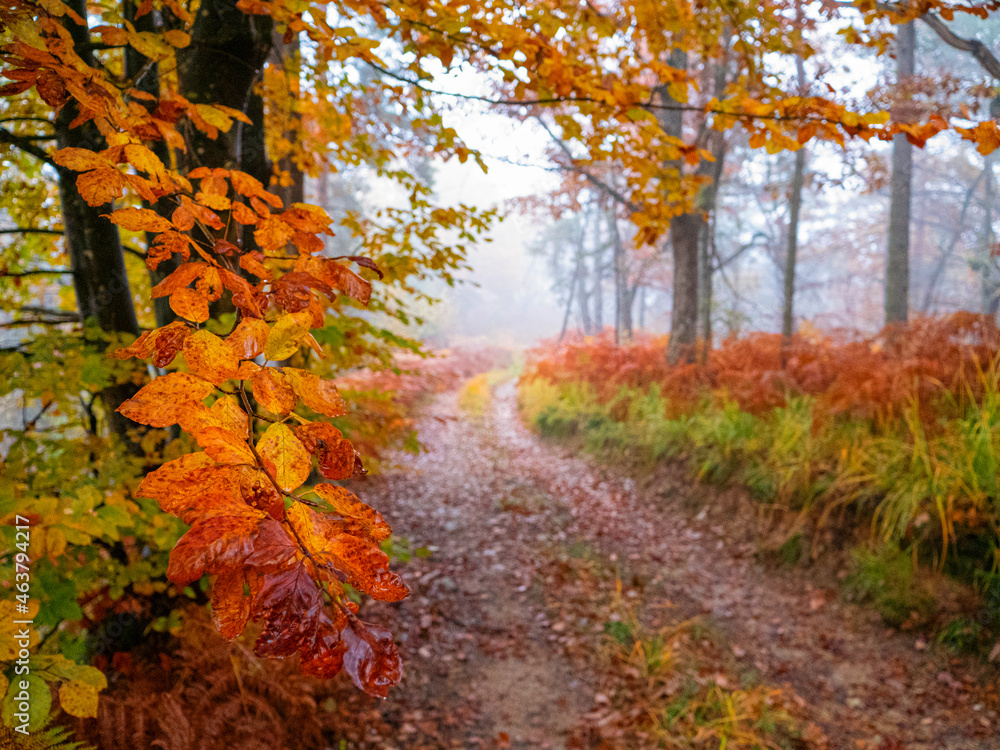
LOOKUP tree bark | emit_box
[667,212,702,363]
[123,0,179,328]
[177,1,272,183]
[783,148,807,341]
[58,0,143,444]
[270,29,305,207]
[885,21,915,325]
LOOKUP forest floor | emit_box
[327,383,1000,750]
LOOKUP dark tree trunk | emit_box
[270,30,305,207]
[886,21,915,325]
[58,0,143,444]
[123,0,178,328]
[177,1,272,183]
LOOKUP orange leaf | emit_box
[342,621,402,698]
[183,329,239,385]
[76,168,127,206]
[212,571,250,640]
[299,257,372,305]
[111,321,191,367]
[169,287,210,323]
[194,426,255,465]
[295,423,355,480]
[225,317,269,359]
[210,396,250,439]
[287,504,407,601]
[312,483,391,543]
[104,206,174,233]
[284,368,348,417]
[256,423,311,492]
[151,262,207,298]
[52,147,111,172]
[254,217,295,252]
[117,372,214,427]
[251,367,296,414]
[167,507,269,585]
[231,201,259,225]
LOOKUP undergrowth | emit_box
[519,315,1000,651]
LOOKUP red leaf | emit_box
[295,423,356,480]
[343,621,402,698]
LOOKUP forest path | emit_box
[350,383,998,750]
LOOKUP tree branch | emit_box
[0,126,55,166]
[0,268,74,278]
[0,228,64,236]
[535,117,640,212]
[918,12,1000,81]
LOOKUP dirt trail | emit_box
[350,384,999,749]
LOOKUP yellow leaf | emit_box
[59,679,100,718]
[264,312,312,361]
[163,29,191,48]
[256,423,310,492]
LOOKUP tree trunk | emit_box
[782,148,807,342]
[885,21,915,325]
[123,0,178,328]
[608,210,630,344]
[270,30,305,206]
[577,244,593,335]
[177,2,272,183]
[667,213,702,363]
[980,153,998,315]
[59,0,142,444]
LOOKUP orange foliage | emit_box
[523,313,1000,425]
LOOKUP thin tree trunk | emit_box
[886,21,916,325]
[608,209,630,344]
[921,168,988,311]
[980,153,997,315]
[783,148,807,341]
[558,259,579,342]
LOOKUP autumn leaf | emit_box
[58,679,101,718]
[251,367,297,415]
[252,561,326,658]
[117,372,214,427]
[169,287,210,323]
[295,423,356,480]
[211,571,250,640]
[225,317,270,360]
[256,423,311,492]
[103,207,173,233]
[312,483,392,543]
[111,321,191,367]
[167,505,267,586]
[287,503,407,601]
[284,368,348,417]
[342,621,402,698]
[194,426,255,465]
[209,395,250,439]
[264,311,313,361]
[183,329,239,385]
